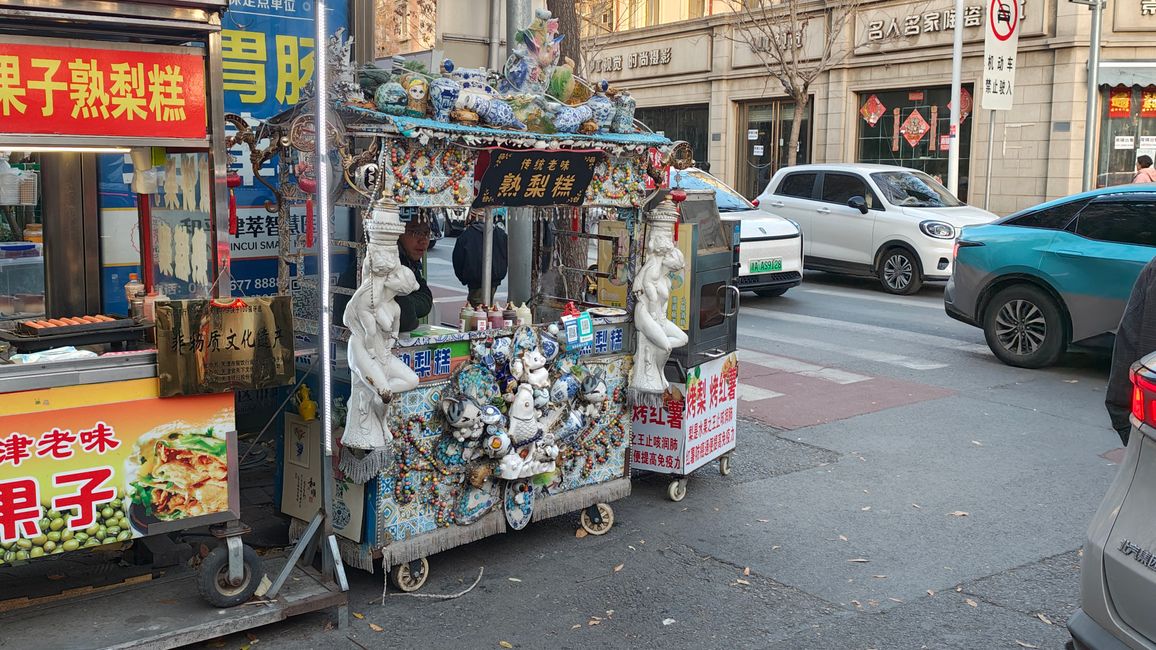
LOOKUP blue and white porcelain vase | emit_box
[587,80,615,134]
[430,59,463,122]
[611,90,636,134]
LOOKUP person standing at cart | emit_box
[336,219,433,333]
[453,209,508,305]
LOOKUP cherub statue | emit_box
[629,198,689,406]
[341,211,421,452]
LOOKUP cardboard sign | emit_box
[280,413,364,543]
[155,296,295,397]
[472,149,600,208]
[0,36,207,139]
[0,379,235,548]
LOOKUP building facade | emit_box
[583,0,1156,214]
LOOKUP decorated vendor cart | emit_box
[247,10,706,592]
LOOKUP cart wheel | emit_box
[667,479,688,502]
[580,503,615,536]
[719,455,733,476]
[390,557,430,593]
[197,544,263,608]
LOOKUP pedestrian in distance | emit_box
[1135,155,1156,184]
[1106,257,1156,446]
[453,208,509,306]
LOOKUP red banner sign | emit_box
[1141,86,1156,119]
[1109,86,1132,119]
[0,38,207,139]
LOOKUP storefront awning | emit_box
[1098,62,1156,87]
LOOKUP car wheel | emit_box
[755,287,789,298]
[877,247,923,295]
[982,284,1066,368]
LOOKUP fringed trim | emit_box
[339,447,392,484]
[627,387,664,407]
[531,477,631,522]
[380,510,506,568]
[288,517,377,573]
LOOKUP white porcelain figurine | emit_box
[341,203,421,452]
[629,197,688,406]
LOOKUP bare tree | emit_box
[574,0,645,78]
[724,0,860,167]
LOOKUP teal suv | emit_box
[945,186,1156,368]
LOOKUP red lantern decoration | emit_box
[305,197,315,248]
[228,189,238,237]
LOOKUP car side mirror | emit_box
[848,196,869,214]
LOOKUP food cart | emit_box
[0,1,346,646]
[627,188,741,502]
[258,11,688,592]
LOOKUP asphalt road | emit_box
[196,261,1123,650]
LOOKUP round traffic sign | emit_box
[989,0,1019,41]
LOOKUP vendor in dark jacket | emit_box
[335,219,434,333]
[1107,257,1156,446]
[453,209,508,305]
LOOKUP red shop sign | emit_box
[1109,86,1132,119]
[0,37,207,140]
[1140,86,1156,119]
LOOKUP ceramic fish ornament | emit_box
[456,93,527,130]
[548,102,593,134]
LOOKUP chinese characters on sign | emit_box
[0,37,206,139]
[394,342,470,383]
[473,150,601,208]
[630,353,739,474]
[1110,86,1133,119]
[222,28,315,106]
[980,0,1021,111]
[156,297,295,396]
[867,4,984,41]
[589,47,672,75]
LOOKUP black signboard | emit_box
[473,149,602,208]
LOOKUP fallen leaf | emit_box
[575,528,589,539]
[246,633,260,643]
[571,624,582,630]
[323,621,334,631]
[1078,548,1084,557]
[736,579,750,585]
[613,563,624,573]
[508,578,522,582]
[1015,642,1038,649]
[872,575,888,579]
[850,600,862,608]
[955,586,963,592]
[847,558,870,563]
[1036,613,1053,625]
[912,503,922,509]
[771,545,781,550]
[499,642,514,649]
[889,597,904,603]
[949,511,970,517]
[46,574,64,581]
[240,645,250,650]
[965,598,978,608]
[756,518,769,523]
[353,612,365,620]
[369,623,384,632]
[662,618,677,626]
[927,590,936,596]
[628,545,636,551]
[743,567,751,576]
[607,610,615,617]
[588,620,601,626]
[971,440,983,446]
[839,534,848,542]
[1064,379,1079,384]
[861,506,871,511]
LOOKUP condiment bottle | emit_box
[124,273,144,307]
[130,292,145,319]
[503,302,517,325]
[488,304,504,329]
[474,304,489,331]
[459,303,474,332]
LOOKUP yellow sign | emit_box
[667,223,693,331]
[596,220,631,308]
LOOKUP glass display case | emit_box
[0,245,45,321]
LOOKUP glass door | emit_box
[737,100,813,199]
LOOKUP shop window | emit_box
[1096,85,1156,188]
[635,104,710,170]
[775,172,816,199]
[737,100,813,199]
[1073,198,1156,247]
[855,86,973,202]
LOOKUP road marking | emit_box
[741,307,991,355]
[799,287,943,310]
[738,327,950,370]
[738,384,784,401]
[737,349,870,384]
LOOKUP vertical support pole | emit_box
[206,23,232,298]
[482,209,494,303]
[984,111,996,211]
[1082,0,1104,192]
[505,0,534,305]
[947,0,965,196]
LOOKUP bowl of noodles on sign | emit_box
[124,411,233,534]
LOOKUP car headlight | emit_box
[919,220,955,239]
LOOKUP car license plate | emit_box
[749,257,782,274]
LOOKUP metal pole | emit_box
[1082,0,1104,192]
[489,0,502,70]
[947,0,965,196]
[505,0,534,304]
[482,209,494,303]
[984,111,996,210]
